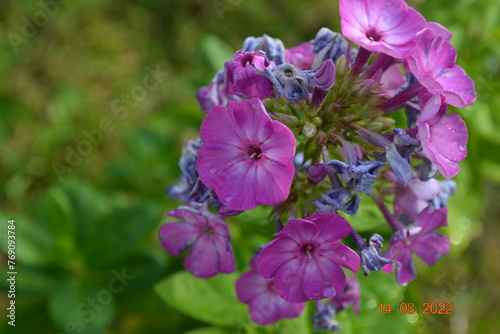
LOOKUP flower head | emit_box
[236,258,305,325]
[196,98,296,210]
[158,206,236,278]
[339,0,426,59]
[225,50,276,100]
[257,213,360,303]
[384,207,450,285]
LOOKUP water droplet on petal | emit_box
[342,255,349,262]
[458,144,466,152]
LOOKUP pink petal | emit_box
[409,177,441,201]
[248,293,304,325]
[306,213,352,242]
[199,104,248,146]
[417,94,442,125]
[436,65,477,107]
[196,143,246,189]
[257,237,299,279]
[254,159,295,206]
[214,160,258,210]
[416,207,448,235]
[278,219,318,245]
[427,22,452,41]
[412,232,450,266]
[418,122,461,179]
[236,270,269,303]
[273,257,308,302]
[184,234,235,278]
[183,236,219,278]
[260,120,296,166]
[158,222,198,256]
[301,257,347,301]
[318,240,361,272]
[393,246,416,286]
[231,99,274,143]
[430,113,468,162]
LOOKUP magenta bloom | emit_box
[416,91,468,178]
[391,173,441,222]
[225,50,275,100]
[383,207,450,286]
[257,213,360,303]
[285,42,316,70]
[196,98,296,211]
[158,206,236,278]
[339,0,426,59]
[236,258,305,325]
[404,29,476,107]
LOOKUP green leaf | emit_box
[200,35,234,73]
[339,194,391,233]
[48,280,114,334]
[38,187,77,257]
[183,327,231,334]
[83,203,160,267]
[155,271,249,327]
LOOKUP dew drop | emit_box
[458,144,466,152]
[342,255,349,262]
[210,168,216,173]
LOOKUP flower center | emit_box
[248,145,263,160]
[202,225,215,235]
[241,54,254,67]
[300,243,316,259]
[366,29,382,42]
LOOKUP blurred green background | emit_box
[0,0,499,333]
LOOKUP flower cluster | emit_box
[159,0,475,329]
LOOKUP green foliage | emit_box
[0,0,499,333]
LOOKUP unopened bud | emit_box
[314,59,336,90]
[303,123,317,138]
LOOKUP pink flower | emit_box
[158,206,236,278]
[339,0,426,59]
[416,90,468,178]
[383,207,450,286]
[389,173,441,221]
[236,258,305,325]
[285,42,316,70]
[257,213,360,303]
[224,50,276,100]
[404,29,476,107]
[196,98,296,211]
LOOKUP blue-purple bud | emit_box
[242,34,286,65]
[313,187,360,216]
[314,59,336,90]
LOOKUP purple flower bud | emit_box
[327,159,385,196]
[265,63,312,103]
[225,50,276,100]
[242,34,286,65]
[313,187,361,216]
[308,163,327,184]
[314,59,336,90]
[311,27,352,66]
[360,235,393,276]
